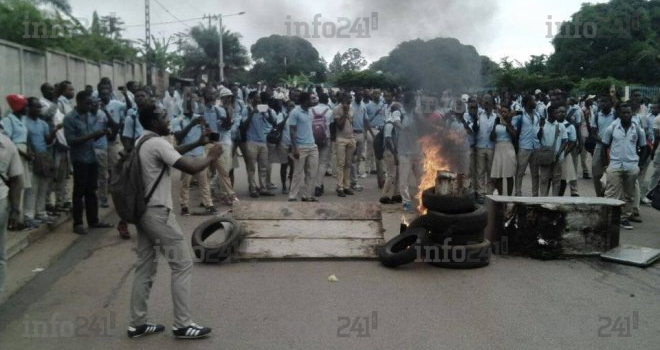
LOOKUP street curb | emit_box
[6,207,115,261]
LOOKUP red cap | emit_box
[6,94,27,113]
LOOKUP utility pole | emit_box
[145,0,152,85]
[203,14,213,28]
[218,14,224,84]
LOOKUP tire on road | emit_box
[408,207,488,243]
[378,227,430,268]
[191,217,244,263]
[426,239,491,269]
[421,187,475,214]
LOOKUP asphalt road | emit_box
[1,156,659,350]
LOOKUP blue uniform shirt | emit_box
[512,110,541,150]
[590,110,616,149]
[1,113,28,144]
[603,119,646,171]
[92,110,108,149]
[122,108,143,140]
[351,101,367,131]
[288,106,315,147]
[24,117,49,153]
[172,115,204,156]
[64,110,98,164]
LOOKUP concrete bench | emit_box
[485,196,624,259]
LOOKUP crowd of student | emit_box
[1,77,659,338]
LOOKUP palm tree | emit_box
[30,0,87,34]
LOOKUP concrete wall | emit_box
[0,38,146,114]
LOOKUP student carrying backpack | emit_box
[109,135,166,224]
[312,107,330,146]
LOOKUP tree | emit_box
[332,70,399,89]
[0,1,137,62]
[328,48,368,76]
[547,0,660,84]
[249,35,326,84]
[372,38,484,92]
[138,35,182,73]
[177,25,249,83]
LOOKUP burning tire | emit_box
[426,239,491,269]
[407,215,484,245]
[378,228,430,268]
[191,217,244,263]
[421,187,475,214]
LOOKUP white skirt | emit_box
[491,141,517,178]
[562,153,576,181]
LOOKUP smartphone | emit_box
[209,132,220,142]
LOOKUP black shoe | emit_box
[259,191,275,197]
[583,173,591,180]
[205,206,218,214]
[379,197,392,204]
[620,219,634,230]
[172,323,212,339]
[250,192,259,198]
[181,207,191,216]
[320,184,325,194]
[288,198,298,202]
[73,225,88,235]
[370,170,378,175]
[325,171,333,177]
[391,195,402,203]
[89,221,113,229]
[337,189,346,197]
[315,187,323,197]
[128,323,165,338]
[302,197,318,202]
[571,193,580,197]
[344,189,355,195]
[629,214,642,223]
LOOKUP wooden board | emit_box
[238,238,382,259]
[233,201,384,259]
[242,220,383,239]
[233,201,382,220]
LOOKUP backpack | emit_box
[312,107,330,146]
[651,183,660,211]
[267,112,287,145]
[373,121,395,160]
[109,135,166,224]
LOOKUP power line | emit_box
[124,16,205,28]
[153,0,191,28]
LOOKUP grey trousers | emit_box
[130,206,193,328]
[592,147,607,197]
[476,148,494,196]
[539,161,563,196]
[94,148,109,200]
[515,149,540,196]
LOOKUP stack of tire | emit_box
[378,187,491,269]
[191,217,245,263]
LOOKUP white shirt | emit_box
[137,131,183,209]
[0,133,24,200]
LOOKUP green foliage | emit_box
[547,0,660,84]
[331,70,399,89]
[249,35,326,85]
[138,36,182,73]
[572,77,626,96]
[178,25,250,83]
[0,0,137,62]
[327,48,367,76]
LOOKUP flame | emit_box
[415,119,468,213]
[401,215,410,226]
[416,135,450,213]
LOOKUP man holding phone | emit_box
[202,90,237,205]
[173,100,216,215]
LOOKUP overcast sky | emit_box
[67,0,607,65]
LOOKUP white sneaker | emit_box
[641,197,652,205]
